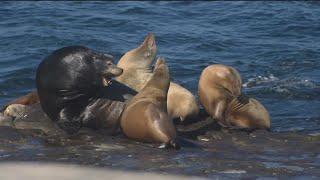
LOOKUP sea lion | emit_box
[1,81,137,135]
[120,58,179,149]
[198,64,242,126]
[225,95,270,130]
[36,45,134,134]
[116,33,157,91]
[1,91,39,111]
[167,82,199,121]
[198,64,270,130]
[116,33,199,121]
[3,103,64,135]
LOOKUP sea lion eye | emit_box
[106,61,113,66]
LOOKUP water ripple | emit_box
[0,2,319,132]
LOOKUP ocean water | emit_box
[0,1,319,133]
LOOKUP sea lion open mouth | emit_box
[102,77,113,86]
[101,67,123,86]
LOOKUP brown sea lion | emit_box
[116,33,199,121]
[167,82,199,121]
[198,64,242,126]
[3,103,64,135]
[198,64,270,130]
[120,58,179,149]
[225,95,270,130]
[1,91,39,111]
[116,33,157,91]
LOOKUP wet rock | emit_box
[0,113,13,126]
[0,105,319,178]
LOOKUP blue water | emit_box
[0,2,319,133]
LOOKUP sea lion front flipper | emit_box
[209,97,230,128]
[57,107,82,134]
[146,103,179,149]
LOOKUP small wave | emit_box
[119,6,154,15]
[243,74,279,88]
[243,75,320,100]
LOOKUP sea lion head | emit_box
[212,64,242,97]
[198,64,242,123]
[144,57,170,92]
[117,33,157,70]
[225,95,271,130]
[91,53,123,86]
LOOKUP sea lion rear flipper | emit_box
[147,104,177,148]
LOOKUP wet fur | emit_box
[120,58,178,148]
[198,64,270,130]
[36,46,128,134]
[116,33,199,121]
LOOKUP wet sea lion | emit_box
[225,95,270,130]
[3,103,64,135]
[116,33,157,91]
[1,91,39,111]
[167,82,199,121]
[1,81,137,135]
[36,45,133,134]
[198,64,242,126]
[120,58,179,149]
[198,64,270,130]
[116,33,199,121]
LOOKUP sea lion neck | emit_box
[143,64,170,93]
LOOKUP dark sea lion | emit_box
[116,33,199,121]
[36,45,131,134]
[2,80,137,135]
[120,58,179,149]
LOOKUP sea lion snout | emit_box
[97,59,123,86]
[117,33,157,70]
[102,65,123,77]
[141,33,156,53]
